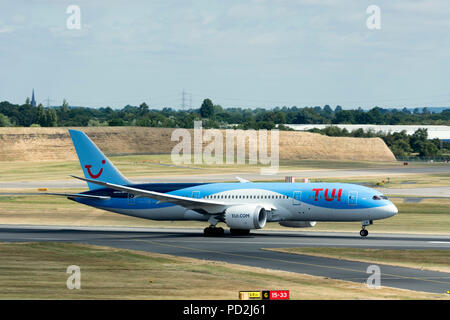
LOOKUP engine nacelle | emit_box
[224,205,267,230]
[279,221,317,228]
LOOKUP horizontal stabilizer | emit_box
[0,192,110,200]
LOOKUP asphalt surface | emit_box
[1,225,450,295]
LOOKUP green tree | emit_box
[62,99,69,112]
[0,113,12,126]
[410,128,428,152]
[139,102,149,115]
[36,104,46,126]
[200,99,214,118]
[323,105,333,114]
[46,109,58,127]
[333,110,355,124]
[417,141,439,157]
[108,118,125,126]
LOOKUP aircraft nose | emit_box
[384,202,398,217]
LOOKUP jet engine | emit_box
[224,205,267,229]
[279,221,317,228]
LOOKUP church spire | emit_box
[31,89,36,107]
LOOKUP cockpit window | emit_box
[373,195,388,200]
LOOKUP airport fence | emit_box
[395,156,450,163]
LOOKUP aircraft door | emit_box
[192,191,200,199]
[348,191,358,206]
[293,191,302,205]
[128,193,135,206]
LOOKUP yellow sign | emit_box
[239,291,262,300]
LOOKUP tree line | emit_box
[0,98,449,159]
[0,98,449,129]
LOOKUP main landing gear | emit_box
[203,226,225,237]
[204,216,225,237]
[360,220,373,237]
[203,227,251,236]
[230,229,250,236]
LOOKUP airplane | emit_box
[7,129,399,237]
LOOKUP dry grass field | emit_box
[0,127,395,162]
[0,242,444,300]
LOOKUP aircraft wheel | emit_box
[360,229,369,237]
[204,227,224,237]
[230,229,250,236]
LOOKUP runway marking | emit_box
[130,238,450,291]
[9,238,77,241]
[429,241,450,244]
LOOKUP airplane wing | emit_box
[70,175,228,214]
[236,177,251,183]
[0,192,110,200]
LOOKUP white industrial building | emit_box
[285,124,450,141]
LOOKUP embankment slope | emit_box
[0,127,395,162]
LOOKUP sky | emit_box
[0,0,449,109]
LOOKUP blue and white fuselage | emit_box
[76,182,397,223]
[67,129,398,237]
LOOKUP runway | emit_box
[1,225,450,295]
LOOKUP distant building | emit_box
[30,89,36,107]
[285,124,450,141]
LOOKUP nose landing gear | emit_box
[360,220,373,237]
[360,229,369,237]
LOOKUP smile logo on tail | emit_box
[85,160,106,179]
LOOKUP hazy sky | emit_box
[1,0,449,109]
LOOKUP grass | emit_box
[0,242,446,300]
[310,173,450,189]
[265,247,450,273]
[0,155,422,182]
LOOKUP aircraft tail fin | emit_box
[68,129,130,190]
